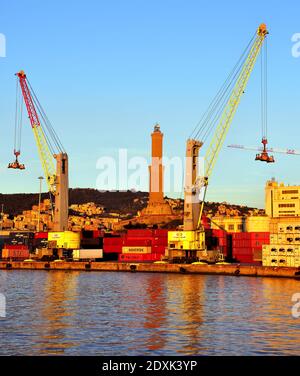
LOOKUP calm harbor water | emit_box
[0,270,300,355]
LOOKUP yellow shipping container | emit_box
[122,246,151,254]
[48,231,80,249]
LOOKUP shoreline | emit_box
[1,261,300,279]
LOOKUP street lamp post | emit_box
[37,176,44,232]
[0,204,3,231]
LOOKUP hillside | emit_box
[0,188,262,219]
[0,189,149,216]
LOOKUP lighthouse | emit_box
[142,124,173,216]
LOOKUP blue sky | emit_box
[0,0,300,208]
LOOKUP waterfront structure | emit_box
[265,179,300,217]
[141,124,173,216]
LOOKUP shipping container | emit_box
[1,248,30,260]
[151,245,167,254]
[34,232,48,239]
[118,253,163,263]
[123,239,152,247]
[72,249,103,260]
[4,244,28,250]
[93,230,104,238]
[48,231,80,249]
[153,229,169,238]
[122,246,151,254]
[103,245,123,254]
[103,236,124,254]
[126,229,154,238]
[212,229,227,238]
[152,237,168,246]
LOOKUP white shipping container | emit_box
[270,234,278,244]
[73,249,103,260]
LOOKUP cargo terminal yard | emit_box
[1,24,300,279]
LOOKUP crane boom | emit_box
[16,71,56,193]
[204,24,268,178]
[197,24,268,227]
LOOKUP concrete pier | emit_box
[0,261,300,279]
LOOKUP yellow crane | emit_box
[8,71,69,232]
[168,24,269,262]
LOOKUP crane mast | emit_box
[169,24,269,262]
[13,71,69,232]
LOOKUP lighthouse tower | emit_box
[142,124,173,216]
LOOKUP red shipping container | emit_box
[123,239,152,247]
[126,229,154,238]
[212,229,227,238]
[232,232,269,240]
[152,238,168,246]
[4,244,29,250]
[103,237,124,246]
[153,229,169,238]
[235,255,254,263]
[233,248,252,256]
[34,232,48,239]
[151,245,166,254]
[103,245,123,254]
[93,230,104,238]
[248,232,269,239]
[118,253,162,263]
[2,248,30,259]
[218,238,227,246]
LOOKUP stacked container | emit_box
[263,223,300,267]
[1,244,30,260]
[205,229,232,259]
[118,229,168,262]
[232,232,270,263]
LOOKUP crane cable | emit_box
[14,79,23,155]
[27,79,66,155]
[261,39,268,139]
[180,32,257,205]
[189,32,256,143]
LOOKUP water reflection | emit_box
[34,271,80,354]
[0,271,300,355]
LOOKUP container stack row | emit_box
[263,222,300,267]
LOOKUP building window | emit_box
[228,224,235,231]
